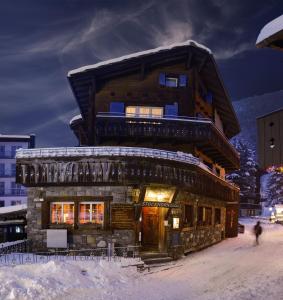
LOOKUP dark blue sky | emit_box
[0,0,282,147]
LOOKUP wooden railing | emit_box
[95,114,239,169]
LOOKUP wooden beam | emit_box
[198,55,208,73]
[186,51,193,69]
[140,63,145,80]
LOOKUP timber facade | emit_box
[16,41,240,255]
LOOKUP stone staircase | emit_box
[140,252,173,265]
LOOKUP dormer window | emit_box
[159,73,187,87]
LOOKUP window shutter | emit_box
[159,73,166,86]
[109,102,125,115]
[205,92,213,104]
[179,74,187,87]
[165,103,178,117]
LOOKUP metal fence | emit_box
[0,241,141,266]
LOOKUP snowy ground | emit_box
[1,218,283,300]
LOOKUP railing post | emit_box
[107,242,112,261]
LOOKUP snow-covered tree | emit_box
[266,172,283,206]
[227,138,261,214]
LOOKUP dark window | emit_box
[0,146,5,156]
[215,208,221,225]
[197,206,203,225]
[165,103,178,117]
[0,182,4,195]
[0,164,4,176]
[109,102,125,115]
[205,91,213,104]
[0,201,4,207]
[159,73,166,85]
[179,74,187,87]
[11,164,16,176]
[159,73,187,87]
[184,205,194,227]
[198,207,212,226]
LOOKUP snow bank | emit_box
[2,219,283,299]
[0,259,141,300]
[256,14,283,45]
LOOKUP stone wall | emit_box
[27,185,135,251]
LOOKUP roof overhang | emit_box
[256,15,283,51]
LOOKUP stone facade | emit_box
[27,185,136,251]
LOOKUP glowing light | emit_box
[173,217,180,229]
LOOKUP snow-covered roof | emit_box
[68,40,212,76]
[0,134,31,140]
[256,14,283,46]
[69,114,82,125]
[0,204,27,215]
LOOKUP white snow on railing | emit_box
[16,147,239,189]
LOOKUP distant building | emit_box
[257,109,283,170]
[0,204,27,242]
[0,134,35,207]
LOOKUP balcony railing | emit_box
[95,113,240,169]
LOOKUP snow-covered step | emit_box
[142,256,173,265]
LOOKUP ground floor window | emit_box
[79,202,104,225]
[50,202,74,224]
[197,206,212,226]
[215,208,221,225]
[184,204,194,227]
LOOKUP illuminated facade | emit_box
[16,41,240,254]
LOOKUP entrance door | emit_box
[142,207,159,249]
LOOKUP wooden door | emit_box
[142,207,159,249]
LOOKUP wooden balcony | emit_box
[16,147,239,203]
[95,114,240,170]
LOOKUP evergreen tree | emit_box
[227,138,260,214]
[266,172,283,206]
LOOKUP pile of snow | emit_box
[1,218,283,299]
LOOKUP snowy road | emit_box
[1,219,283,300]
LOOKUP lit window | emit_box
[173,217,180,229]
[126,106,163,118]
[79,202,104,225]
[50,202,74,224]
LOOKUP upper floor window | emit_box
[0,146,5,155]
[159,73,188,88]
[126,106,163,118]
[0,164,4,176]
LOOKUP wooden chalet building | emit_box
[16,41,240,254]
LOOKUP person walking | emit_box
[254,221,263,245]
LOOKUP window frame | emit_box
[79,201,104,225]
[50,201,75,225]
[214,208,221,225]
[184,204,194,227]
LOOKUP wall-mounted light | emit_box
[270,138,275,149]
[173,217,180,229]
